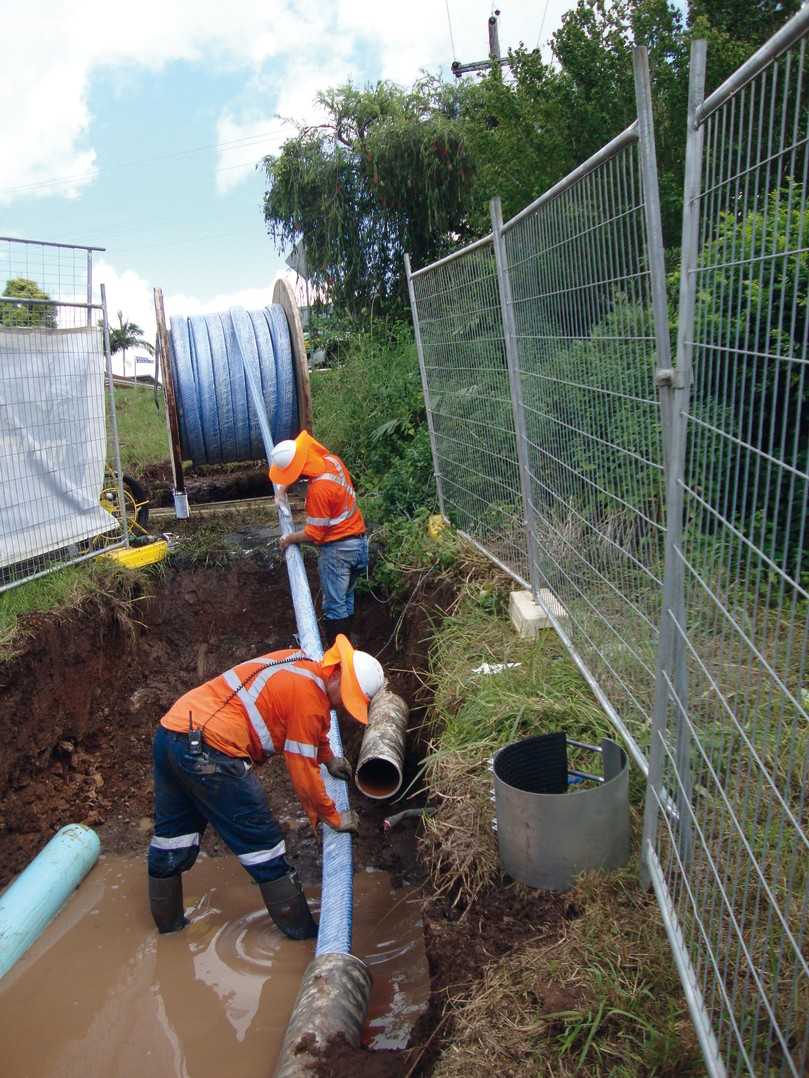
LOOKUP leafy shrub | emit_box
[311,321,437,518]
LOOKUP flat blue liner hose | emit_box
[169,305,353,955]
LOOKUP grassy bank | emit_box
[374,517,703,1076]
[112,383,168,475]
[0,561,143,662]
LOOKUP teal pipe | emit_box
[0,824,100,979]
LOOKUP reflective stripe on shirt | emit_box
[223,668,275,754]
[307,456,357,527]
[223,659,326,756]
[305,505,356,528]
[284,738,318,759]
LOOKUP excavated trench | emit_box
[0,542,571,1076]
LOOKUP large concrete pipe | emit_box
[354,688,409,800]
[273,952,372,1076]
[0,824,100,979]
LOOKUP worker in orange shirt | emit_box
[148,634,384,940]
[270,431,367,645]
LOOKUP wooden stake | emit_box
[272,277,313,434]
[153,287,186,497]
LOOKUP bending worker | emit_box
[148,634,384,939]
[270,431,367,645]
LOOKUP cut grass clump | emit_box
[0,560,144,660]
[421,588,623,909]
[432,859,704,1077]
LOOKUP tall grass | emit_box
[0,561,141,660]
[111,384,168,475]
[310,322,435,519]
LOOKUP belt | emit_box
[318,532,367,547]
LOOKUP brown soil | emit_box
[0,543,569,1076]
[139,461,273,507]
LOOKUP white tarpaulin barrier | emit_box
[0,326,117,570]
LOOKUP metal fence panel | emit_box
[643,11,809,1076]
[501,118,667,772]
[0,239,127,592]
[407,237,530,585]
[407,30,808,1073]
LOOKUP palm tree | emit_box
[108,311,154,382]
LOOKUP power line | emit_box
[444,0,457,61]
[536,0,552,54]
[0,126,287,197]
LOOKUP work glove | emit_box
[330,810,360,834]
[325,756,353,782]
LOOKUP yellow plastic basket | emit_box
[103,539,169,569]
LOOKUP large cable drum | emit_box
[167,279,312,466]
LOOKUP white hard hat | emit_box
[353,650,384,701]
[271,440,296,471]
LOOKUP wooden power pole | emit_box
[451,9,511,78]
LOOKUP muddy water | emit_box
[0,856,428,1077]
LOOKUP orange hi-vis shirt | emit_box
[160,649,341,829]
[303,452,365,544]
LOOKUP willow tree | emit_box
[263,78,475,316]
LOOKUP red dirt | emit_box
[140,461,273,507]
[0,545,571,1076]
[309,1033,410,1077]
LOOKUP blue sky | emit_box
[1,0,682,355]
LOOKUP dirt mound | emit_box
[140,461,273,507]
[0,549,575,1076]
[0,556,300,885]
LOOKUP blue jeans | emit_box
[148,726,289,883]
[318,535,368,619]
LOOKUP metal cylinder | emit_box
[273,952,372,1077]
[354,689,409,800]
[493,736,630,890]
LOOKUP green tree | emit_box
[689,0,802,91]
[263,78,476,316]
[108,311,154,380]
[461,47,570,231]
[547,0,688,244]
[0,277,57,328]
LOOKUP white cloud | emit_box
[214,1,571,190]
[92,258,306,374]
[1,1,570,205]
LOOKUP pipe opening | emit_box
[356,757,403,800]
[493,732,568,794]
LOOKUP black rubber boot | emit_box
[260,871,318,940]
[324,616,353,646]
[149,874,188,934]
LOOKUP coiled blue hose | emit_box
[169,306,300,465]
[170,306,353,955]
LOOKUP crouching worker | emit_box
[148,634,384,939]
[270,431,367,645]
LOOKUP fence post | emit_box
[640,39,706,887]
[86,250,93,328]
[489,196,541,597]
[404,253,448,520]
[101,283,130,549]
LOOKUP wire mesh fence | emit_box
[407,240,530,584]
[0,238,127,592]
[501,122,667,771]
[643,14,809,1076]
[0,236,100,319]
[408,26,808,1077]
